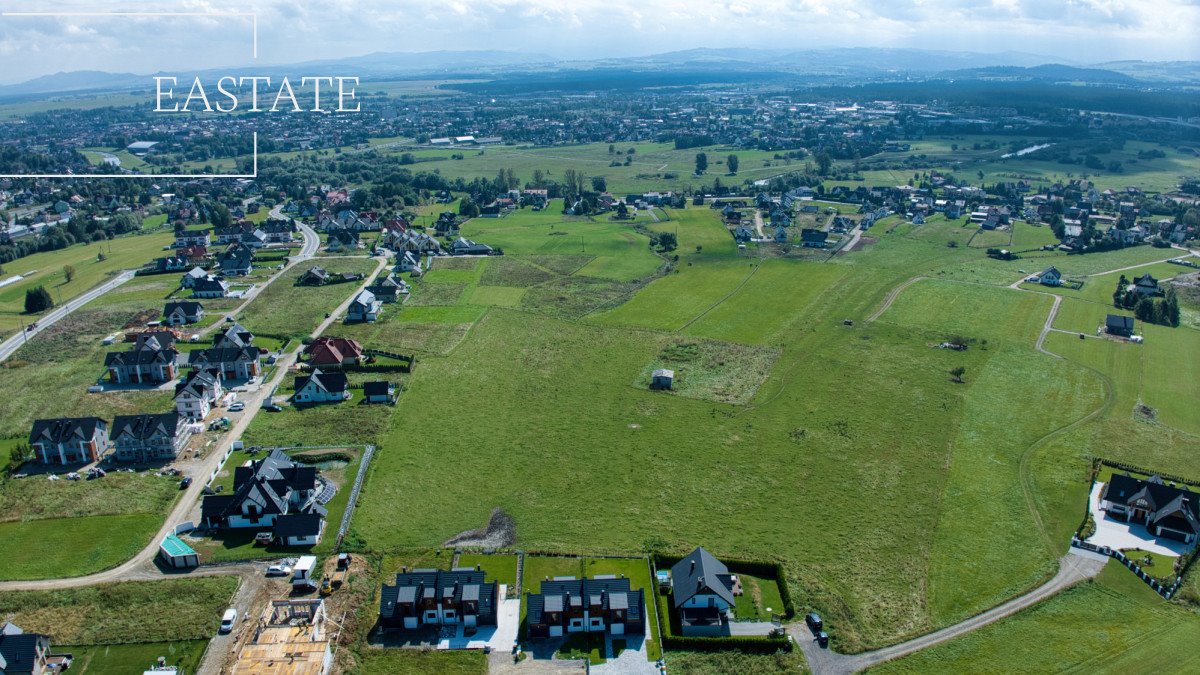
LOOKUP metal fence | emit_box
[1072,538,1184,599]
[335,443,375,550]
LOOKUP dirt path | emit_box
[792,551,1108,674]
[0,256,387,593]
[866,276,925,323]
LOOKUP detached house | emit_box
[191,276,229,299]
[214,322,255,349]
[28,417,109,465]
[1106,314,1135,338]
[397,251,422,274]
[104,335,178,385]
[669,547,741,636]
[801,229,828,248]
[305,337,364,368]
[326,229,361,252]
[299,267,330,286]
[365,273,408,303]
[174,229,211,248]
[1132,273,1160,296]
[0,622,71,675]
[163,300,204,325]
[449,237,494,256]
[181,266,209,288]
[110,412,190,463]
[200,449,326,546]
[527,575,645,638]
[1102,474,1200,544]
[379,568,498,630]
[1036,266,1062,287]
[293,369,350,404]
[174,368,223,421]
[218,244,253,276]
[346,289,382,323]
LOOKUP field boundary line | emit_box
[676,258,764,333]
[866,275,925,323]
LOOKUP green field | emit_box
[872,565,1200,674]
[0,576,239,643]
[0,231,174,334]
[61,640,208,675]
[236,258,380,337]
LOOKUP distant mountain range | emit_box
[0,47,1195,99]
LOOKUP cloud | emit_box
[0,0,1195,83]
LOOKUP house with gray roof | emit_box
[104,336,178,385]
[174,368,223,420]
[293,369,350,404]
[669,546,741,636]
[110,412,190,463]
[1102,474,1200,544]
[28,417,109,465]
[346,289,382,323]
[379,568,498,630]
[200,449,325,546]
[0,621,71,675]
[163,300,204,325]
[526,575,645,638]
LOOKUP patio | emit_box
[1085,482,1193,557]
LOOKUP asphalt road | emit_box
[0,269,135,363]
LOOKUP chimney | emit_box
[476,564,481,571]
[690,560,695,573]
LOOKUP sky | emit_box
[0,0,1197,83]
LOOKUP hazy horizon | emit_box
[1,0,1197,85]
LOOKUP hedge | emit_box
[662,634,791,653]
[342,363,414,374]
[1098,457,1200,489]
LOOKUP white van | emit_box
[219,608,238,633]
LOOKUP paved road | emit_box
[792,551,1108,674]
[0,255,387,593]
[0,269,135,363]
[269,203,319,260]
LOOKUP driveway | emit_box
[591,612,658,675]
[437,589,520,651]
[1085,482,1191,557]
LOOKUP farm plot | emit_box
[236,258,379,338]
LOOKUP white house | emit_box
[174,368,223,421]
[1036,266,1062,286]
[293,369,351,404]
[670,546,741,636]
[163,300,204,325]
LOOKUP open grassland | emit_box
[0,513,167,580]
[60,640,208,675]
[237,258,379,337]
[666,650,804,675]
[351,649,487,675]
[0,231,173,333]
[0,471,178,522]
[0,576,239,644]
[871,564,1200,674]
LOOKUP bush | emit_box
[24,286,53,313]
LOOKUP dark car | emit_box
[179,476,193,489]
[816,631,829,648]
[263,404,283,412]
[805,612,823,632]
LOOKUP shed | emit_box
[650,369,674,390]
[158,534,199,569]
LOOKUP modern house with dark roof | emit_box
[298,267,330,286]
[184,345,263,382]
[363,381,397,404]
[110,412,191,463]
[200,449,326,546]
[1105,314,1135,338]
[103,335,178,385]
[191,276,229,299]
[217,243,253,276]
[801,228,828,248]
[28,417,109,465]
[379,567,498,630]
[669,546,742,636]
[526,575,644,638]
[1132,273,1161,296]
[1101,474,1200,544]
[163,300,204,325]
[346,289,382,323]
[214,323,255,349]
[0,622,71,675]
[293,369,350,404]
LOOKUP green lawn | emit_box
[733,573,787,622]
[0,576,239,644]
[455,553,518,588]
[352,648,487,675]
[0,513,167,580]
[62,640,208,675]
[237,258,380,338]
[871,565,1200,674]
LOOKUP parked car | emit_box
[816,631,829,648]
[265,564,292,577]
[229,402,246,412]
[219,608,238,633]
[179,476,193,489]
[805,612,823,632]
[263,404,283,412]
[254,531,274,545]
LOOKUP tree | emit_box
[1164,286,1181,327]
[608,144,615,154]
[694,153,708,174]
[948,366,966,383]
[1134,296,1156,322]
[63,265,76,283]
[815,151,832,176]
[24,286,53,313]
[1113,275,1128,308]
[727,154,739,174]
[657,232,678,252]
[591,176,607,192]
